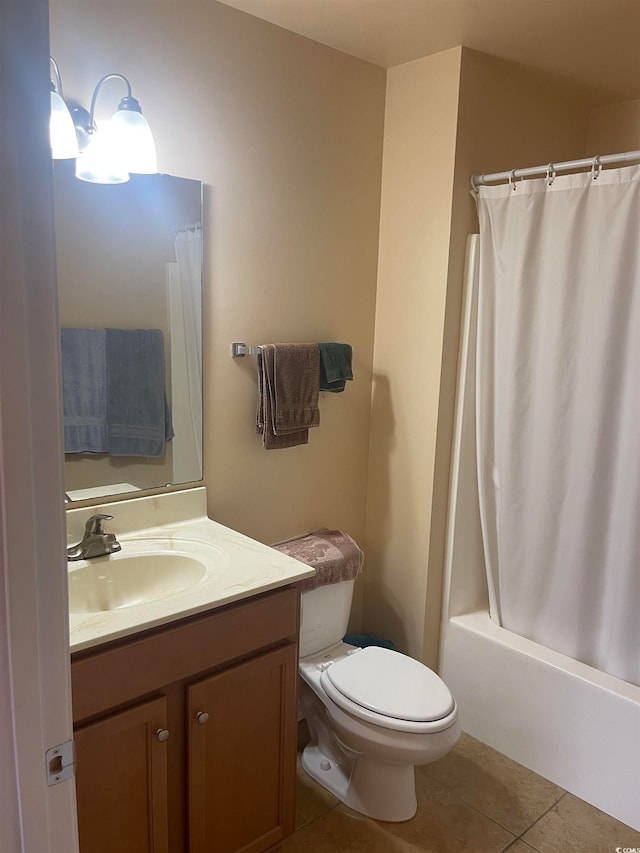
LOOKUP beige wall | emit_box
[586,98,640,153]
[364,48,463,660]
[50,0,386,629]
[365,47,591,665]
[428,50,591,665]
[51,0,634,661]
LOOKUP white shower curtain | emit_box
[476,165,640,686]
[172,226,203,478]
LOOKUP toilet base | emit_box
[301,743,417,822]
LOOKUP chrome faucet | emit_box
[67,514,122,562]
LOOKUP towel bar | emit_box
[230,342,261,358]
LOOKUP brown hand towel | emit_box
[256,345,309,449]
[272,343,320,434]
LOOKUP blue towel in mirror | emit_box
[106,328,171,457]
[61,328,109,453]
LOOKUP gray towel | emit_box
[319,342,353,393]
[106,329,170,457]
[61,328,109,453]
[257,345,309,449]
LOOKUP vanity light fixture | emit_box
[53,71,158,184]
[49,57,80,159]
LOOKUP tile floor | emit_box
[283,730,640,852]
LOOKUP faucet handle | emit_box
[84,514,114,536]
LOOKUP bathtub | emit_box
[440,236,640,831]
[441,612,640,830]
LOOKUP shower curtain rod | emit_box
[471,149,640,188]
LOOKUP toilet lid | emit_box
[323,646,454,722]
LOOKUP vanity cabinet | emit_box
[188,645,296,852]
[74,697,170,853]
[71,586,299,853]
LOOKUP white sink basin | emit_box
[68,537,228,613]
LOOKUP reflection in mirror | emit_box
[54,162,203,502]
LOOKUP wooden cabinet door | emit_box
[188,644,297,853]
[75,696,169,853]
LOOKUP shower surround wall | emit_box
[365,48,590,665]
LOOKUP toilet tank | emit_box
[299,579,355,658]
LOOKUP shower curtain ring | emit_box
[546,163,556,186]
[591,155,602,180]
[508,169,518,191]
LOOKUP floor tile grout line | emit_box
[294,815,323,836]
[515,791,567,844]
[454,783,568,842]
[500,839,525,853]
[512,838,543,853]
[459,797,520,840]
[295,800,342,834]
[503,839,544,853]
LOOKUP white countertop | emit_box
[67,488,314,652]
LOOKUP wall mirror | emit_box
[54,161,203,502]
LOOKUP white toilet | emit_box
[298,578,460,822]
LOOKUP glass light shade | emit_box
[50,91,79,159]
[75,128,129,184]
[109,109,158,174]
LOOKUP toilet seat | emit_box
[318,646,456,734]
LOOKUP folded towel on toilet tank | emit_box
[271,528,364,594]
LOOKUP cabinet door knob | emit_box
[196,711,209,725]
[156,728,170,743]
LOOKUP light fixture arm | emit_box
[49,56,80,159]
[88,74,139,128]
[50,56,64,95]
